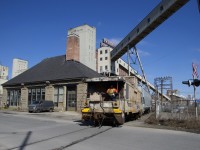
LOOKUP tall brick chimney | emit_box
[66,33,80,61]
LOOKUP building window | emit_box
[28,87,45,104]
[100,50,102,54]
[7,89,21,106]
[54,86,64,107]
[105,57,108,60]
[100,66,103,72]
[105,50,108,53]
[66,86,77,111]
[105,65,108,70]
[100,57,102,61]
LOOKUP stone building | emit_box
[2,55,102,112]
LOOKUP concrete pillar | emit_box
[76,83,87,112]
[63,86,67,111]
[21,87,28,110]
[45,85,54,101]
[2,88,7,108]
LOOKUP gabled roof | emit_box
[3,55,103,86]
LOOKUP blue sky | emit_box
[0,0,200,98]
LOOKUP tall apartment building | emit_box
[66,24,96,71]
[12,58,28,78]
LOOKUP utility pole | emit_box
[194,85,198,119]
[161,79,164,108]
[154,76,173,111]
[192,62,199,119]
[193,73,198,120]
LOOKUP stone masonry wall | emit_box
[21,87,28,110]
[45,85,54,101]
[76,83,87,112]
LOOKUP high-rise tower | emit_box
[66,24,96,71]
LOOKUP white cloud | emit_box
[109,38,121,46]
[137,49,150,57]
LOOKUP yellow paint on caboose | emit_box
[113,108,122,113]
[81,108,90,113]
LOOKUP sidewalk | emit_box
[0,109,82,121]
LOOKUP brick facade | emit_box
[66,34,80,61]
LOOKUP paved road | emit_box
[0,111,199,150]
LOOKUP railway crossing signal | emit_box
[182,79,200,87]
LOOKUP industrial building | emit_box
[66,24,96,71]
[12,58,28,78]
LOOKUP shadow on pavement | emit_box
[18,131,32,150]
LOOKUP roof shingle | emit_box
[3,55,103,86]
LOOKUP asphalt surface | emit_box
[0,110,199,132]
[0,110,200,150]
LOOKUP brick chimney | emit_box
[66,33,80,61]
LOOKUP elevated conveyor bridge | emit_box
[110,0,192,101]
[111,0,189,61]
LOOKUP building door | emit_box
[66,86,77,111]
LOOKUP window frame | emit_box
[54,86,64,107]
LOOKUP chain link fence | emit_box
[158,99,200,120]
